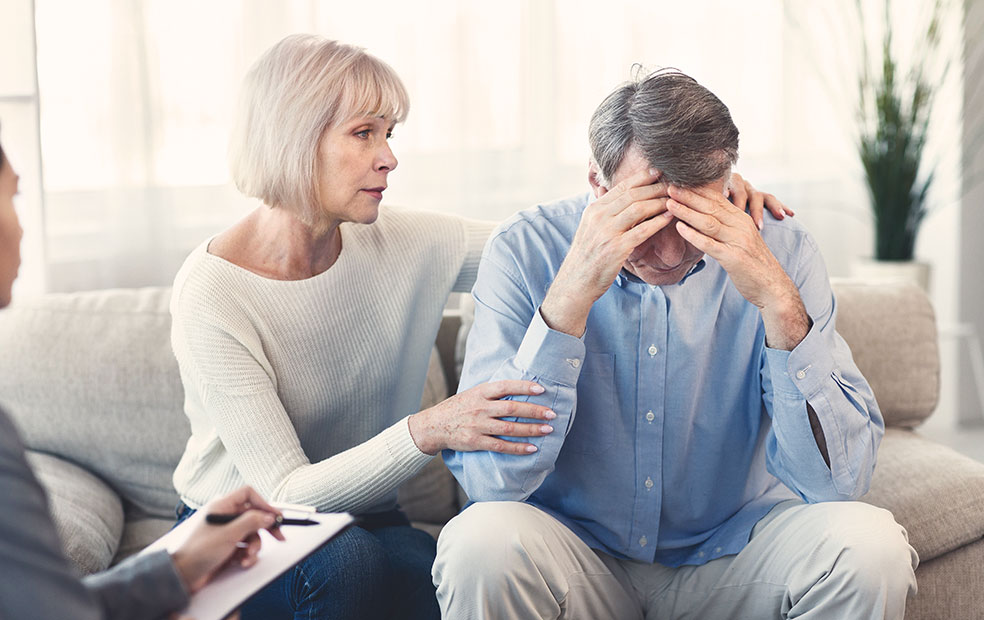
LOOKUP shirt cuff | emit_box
[764,316,836,398]
[513,308,586,386]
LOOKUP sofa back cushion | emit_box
[830,279,940,427]
[0,287,188,519]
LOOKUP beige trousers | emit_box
[432,500,918,620]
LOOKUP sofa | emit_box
[0,280,982,619]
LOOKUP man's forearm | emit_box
[540,281,592,338]
[760,288,812,351]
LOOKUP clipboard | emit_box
[142,507,354,620]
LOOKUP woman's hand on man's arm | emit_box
[408,380,556,456]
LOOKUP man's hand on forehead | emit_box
[601,168,670,214]
[664,183,783,302]
[539,168,676,338]
[665,183,810,350]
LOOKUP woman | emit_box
[170,35,792,620]
[0,131,284,619]
[169,35,555,620]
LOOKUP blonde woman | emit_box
[168,35,556,620]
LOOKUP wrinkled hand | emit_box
[542,168,675,337]
[170,487,285,594]
[728,172,794,230]
[408,381,557,456]
[667,184,810,350]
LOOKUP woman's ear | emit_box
[588,160,607,198]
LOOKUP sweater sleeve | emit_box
[173,309,432,514]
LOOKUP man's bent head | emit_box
[588,68,739,189]
[588,69,738,286]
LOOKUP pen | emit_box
[205,513,319,526]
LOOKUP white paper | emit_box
[143,510,354,620]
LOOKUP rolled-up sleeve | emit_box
[761,237,882,502]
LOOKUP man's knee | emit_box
[434,501,535,582]
[816,502,917,594]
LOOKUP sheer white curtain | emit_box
[26,0,961,299]
[1,0,44,301]
[28,0,794,292]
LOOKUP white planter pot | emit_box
[849,258,931,292]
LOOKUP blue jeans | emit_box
[175,503,440,620]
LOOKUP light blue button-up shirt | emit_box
[445,192,883,567]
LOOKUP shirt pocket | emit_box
[563,351,616,455]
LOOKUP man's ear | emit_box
[588,161,607,198]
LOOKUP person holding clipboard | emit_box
[0,129,284,620]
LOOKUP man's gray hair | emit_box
[589,68,739,188]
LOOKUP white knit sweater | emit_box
[170,207,493,514]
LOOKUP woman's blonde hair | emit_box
[229,35,409,223]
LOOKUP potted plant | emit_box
[850,0,953,290]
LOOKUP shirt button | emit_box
[796,369,806,379]
[567,358,581,369]
[648,344,658,356]
[644,477,654,489]
[715,547,722,554]
[639,536,648,547]
[645,410,655,422]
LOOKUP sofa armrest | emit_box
[861,428,984,563]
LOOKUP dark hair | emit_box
[589,68,739,188]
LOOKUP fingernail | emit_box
[649,168,658,176]
[530,384,545,394]
[757,220,763,231]
[526,444,538,453]
[540,425,554,434]
[544,409,556,420]
[264,515,275,525]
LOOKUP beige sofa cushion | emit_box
[862,428,984,562]
[0,288,189,520]
[830,279,939,427]
[26,451,124,574]
[903,536,984,620]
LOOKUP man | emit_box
[434,70,917,619]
